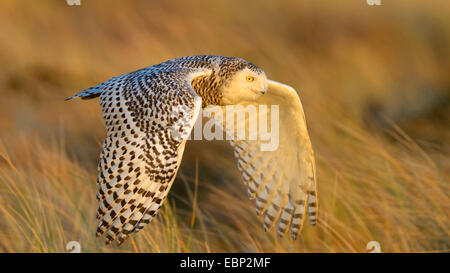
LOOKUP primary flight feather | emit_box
[66,55,317,245]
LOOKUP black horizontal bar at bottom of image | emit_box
[0,253,446,272]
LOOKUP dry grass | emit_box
[0,0,448,253]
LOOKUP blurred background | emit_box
[0,0,448,252]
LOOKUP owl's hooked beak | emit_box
[258,81,268,95]
[254,80,268,95]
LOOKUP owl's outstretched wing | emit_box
[205,80,318,239]
[90,68,205,245]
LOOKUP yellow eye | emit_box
[246,76,255,82]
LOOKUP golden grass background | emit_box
[0,0,448,252]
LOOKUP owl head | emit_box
[219,59,268,105]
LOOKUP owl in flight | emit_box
[66,55,317,245]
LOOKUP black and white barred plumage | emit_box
[66,55,317,245]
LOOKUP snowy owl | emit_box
[66,55,317,245]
